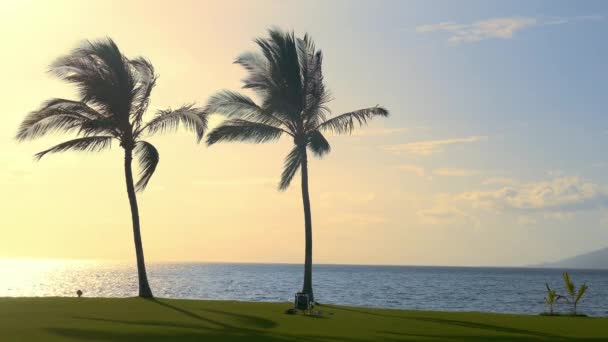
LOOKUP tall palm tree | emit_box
[16,38,208,298]
[205,29,388,301]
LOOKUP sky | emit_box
[1,0,607,266]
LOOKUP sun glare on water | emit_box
[0,259,131,297]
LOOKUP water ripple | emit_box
[1,260,607,316]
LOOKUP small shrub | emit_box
[544,283,562,315]
[562,272,588,315]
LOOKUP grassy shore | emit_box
[0,298,607,341]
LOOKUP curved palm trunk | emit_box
[124,147,153,298]
[299,148,314,302]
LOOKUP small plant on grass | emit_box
[562,272,588,315]
[544,283,563,315]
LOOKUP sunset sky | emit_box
[1,0,607,266]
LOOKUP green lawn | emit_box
[0,298,606,341]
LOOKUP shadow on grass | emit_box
[47,300,607,342]
[405,316,560,339]
[46,328,295,342]
[70,299,277,335]
[379,331,608,342]
[326,305,597,341]
[196,307,278,328]
[146,299,235,329]
[52,299,355,342]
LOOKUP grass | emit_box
[0,298,607,341]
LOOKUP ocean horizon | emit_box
[1,259,607,317]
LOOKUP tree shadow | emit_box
[145,299,234,329]
[322,304,405,320]
[379,331,608,342]
[48,300,606,342]
[72,316,214,333]
[405,316,561,339]
[46,328,294,342]
[47,326,357,342]
[326,305,567,340]
[196,307,278,328]
[56,299,352,342]
[73,298,277,332]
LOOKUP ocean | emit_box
[1,260,607,316]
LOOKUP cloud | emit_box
[327,213,388,226]
[417,17,537,43]
[482,177,517,186]
[416,15,603,44]
[459,176,608,213]
[320,191,376,204]
[398,165,481,179]
[384,136,487,155]
[418,175,607,228]
[397,164,426,177]
[433,168,479,177]
[192,177,276,187]
[351,127,408,137]
[417,206,467,225]
[516,215,537,226]
[417,201,480,227]
[329,127,409,138]
[543,212,575,221]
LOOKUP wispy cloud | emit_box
[459,176,608,212]
[327,213,388,226]
[397,164,426,177]
[384,136,487,155]
[193,178,276,187]
[417,200,480,227]
[516,215,537,226]
[417,206,467,225]
[416,15,604,44]
[418,175,607,228]
[482,177,517,186]
[397,165,481,179]
[434,168,479,177]
[320,191,376,206]
[351,127,408,137]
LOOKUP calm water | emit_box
[1,260,607,316]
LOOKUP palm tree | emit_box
[16,38,208,298]
[205,29,388,301]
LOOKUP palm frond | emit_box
[205,90,287,128]
[235,51,271,94]
[50,37,135,119]
[317,106,389,135]
[576,283,588,304]
[563,272,575,296]
[279,146,302,191]
[242,28,304,123]
[18,113,85,141]
[298,35,331,127]
[130,57,157,125]
[16,99,109,141]
[134,141,159,192]
[142,104,208,142]
[78,117,121,137]
[34,136,113,160]
[206,119,286,145]
[307,130,330,157]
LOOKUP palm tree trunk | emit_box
[299,148,314,302]
[124,147,153,298]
